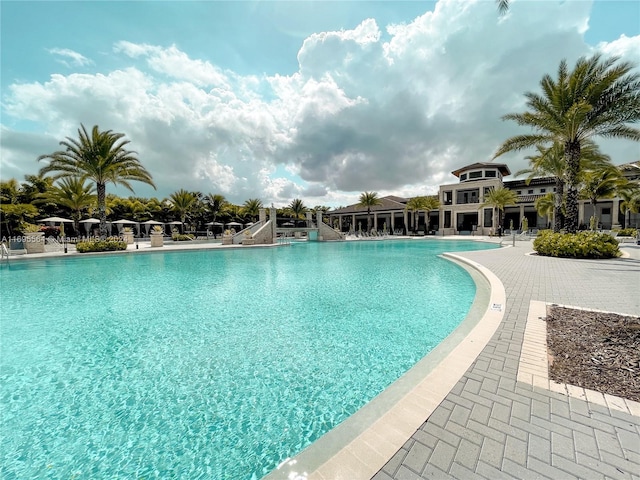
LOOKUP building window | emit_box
[443,191,453,205]
[460,173,467,181]
[540,188,546,193]
[444,211,452,228]
[484,187,491,196]
[469,171,482,179]
[485,170,497,178]
[456,188,480,204]
[553,188,556,192]
[528,189,534,194]
[602,208,611,215]
[516,190,522,195]
[483,208,493,227]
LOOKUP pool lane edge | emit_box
[265,250,507,480]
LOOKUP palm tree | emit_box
[168,189,197,226]
[479,187,518,235]
[496,0,509,15]
[357,192,382,232]
[494,54,640,233]
[36,177,96,234]
[405,197,425,234]
[241,198,262,222]
[580,165,625,230]
[422,196,440,234]
[620,188,640,229]
[517,141,612,232]
[38,124,155,238]
[287,198,308,226]
[205,193,228,224]
[534,192,556,228]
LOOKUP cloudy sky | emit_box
[1,0,639,208]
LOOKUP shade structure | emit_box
[79,218,101,235]
[205,221,224,226]
[141,220,163,235]
[39,216,74,223]
[225,222,242,226]
[112,219,139,235]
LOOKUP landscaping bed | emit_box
[546,306,640,403]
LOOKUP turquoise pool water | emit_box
[0,239,496,479]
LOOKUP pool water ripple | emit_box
[0,239,496,479]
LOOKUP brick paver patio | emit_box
[375,241,640,480]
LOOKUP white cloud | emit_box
[47,48,93,67]
[2,0,639,209]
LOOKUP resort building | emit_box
[328,161,640,235]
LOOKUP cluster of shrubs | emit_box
[76,239,127,253]
[172,233,195,242]
[533,230,620,259]
[614,228,638,237]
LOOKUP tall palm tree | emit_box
[241,198,263,222]
[287,198,308,226]
[357,192,382,232]
[38,124,155,238]
[580,165,625,230]
[479,187,518,235]
[494,54,640,233]
[36,177,96,234]
[168,189,197,226]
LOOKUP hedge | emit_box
[76,240,127,253]
[533,230,620,259]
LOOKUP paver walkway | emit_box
[376,241,640,480]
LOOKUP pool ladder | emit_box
[1,243,9,264]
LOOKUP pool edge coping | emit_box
[265,250,507,480]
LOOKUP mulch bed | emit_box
[546,306,640,403]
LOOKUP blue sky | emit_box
[1,0,639,207]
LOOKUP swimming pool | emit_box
[0,239,496,479]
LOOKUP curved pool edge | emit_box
[265,251,507,480]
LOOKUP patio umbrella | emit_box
[205,222,224,226]
[225,222,242,226]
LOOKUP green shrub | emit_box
[533,231,620,259]
[76,240,127,253]
[172,233,194,241]
[613,228,638,237]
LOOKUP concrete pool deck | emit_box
[4,236,639,479]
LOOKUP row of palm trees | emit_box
[0,169,331,237]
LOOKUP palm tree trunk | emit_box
[97,182,107,239]
[564,140,581,234]
[553,179,564,232]
[367,208,371,232]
